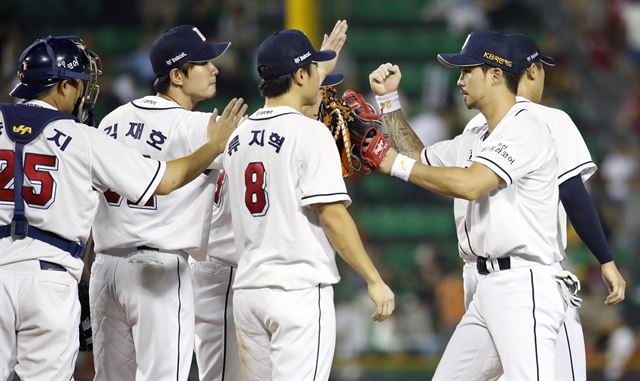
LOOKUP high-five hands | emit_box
[369,63,402,96]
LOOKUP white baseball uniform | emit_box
[421,103,567,380]
[0,100,165,381]
[223,106,350,381]
[90,95,216,381]
[425,96,594,380]
[190,169,242,381]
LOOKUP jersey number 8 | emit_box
[245,162,269,216]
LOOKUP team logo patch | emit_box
[12,124,32,135]
[293,51,311,64]
[165,52,187,66]
[482,51,512,68]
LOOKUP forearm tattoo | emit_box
[381,110,424,156]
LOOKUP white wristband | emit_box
[375,91,401,113]
[390,154,416,182]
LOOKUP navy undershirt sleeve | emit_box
[559,175,614,264]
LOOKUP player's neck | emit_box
[38,93,68,113]
[157,92,193,110]
[480,92,516,132]
[264,92,304,112]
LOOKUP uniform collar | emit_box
[131,95,184,110]
[250,106,302,119]
[23,100,58,110]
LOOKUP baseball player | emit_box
[224,28,394,381]
[367,31,568,379]
[89,25,247,381]
[0,35,241,381]
[189,72,343,381]
[369,33,626,380]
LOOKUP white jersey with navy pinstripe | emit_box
[454,96,597,255]
[0,100,165,279]
[423,103,562,264]
[93,95,215,259]
[224,106,351,290]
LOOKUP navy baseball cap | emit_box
[150,25,230,77]
[321,73,344,87]
[508,33,556,68]
[256,29,336,80]
[437,31,524,76]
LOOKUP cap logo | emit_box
[526,52,540,62]
[192,27,206,42]
[22,60,28,70]
[482,51,512,68]
[293,51,311,64]
[166,52,187,66]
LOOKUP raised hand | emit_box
[369,63,402,96]
[317,20,348,79]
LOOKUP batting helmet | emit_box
[10,36,102,123]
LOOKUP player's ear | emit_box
[168,67,184,86]
[57,79,78,96]
[489,67,503,85]
[525,65,536,81]
[292,68,305,86]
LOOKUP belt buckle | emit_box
[10,220,29,240]
[476,257,489,275]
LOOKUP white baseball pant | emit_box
[233,285,336,381]
[0,260,79,381]
[460,262,586,381]
[191,257,241,381]
[90,250,194,381]
[434,263,567,380]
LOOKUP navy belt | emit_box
[39,260,66,272]
[477,256,511,275]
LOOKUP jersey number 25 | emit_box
[0,150,57,208]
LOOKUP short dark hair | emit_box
[153,62,198,94]
[258,63,312,98]
[480,64,518,94]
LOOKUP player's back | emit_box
[92,96,215,255]
[514,97,596,182]
[0,101,164,278]
[224,106,349,290]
